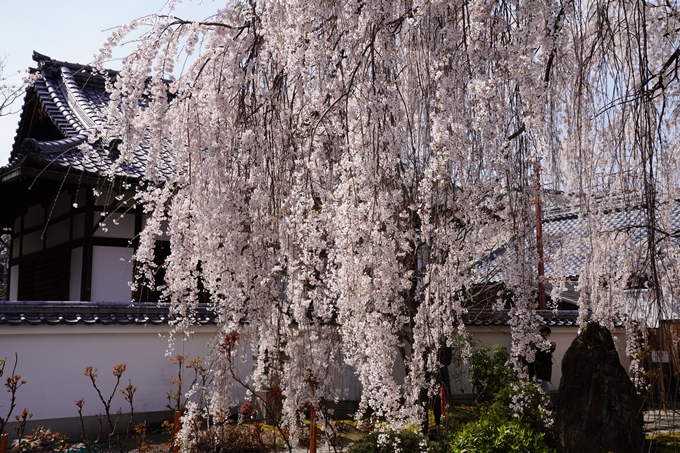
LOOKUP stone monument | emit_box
[555,322,644,453]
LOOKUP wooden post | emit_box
[173,411,181,453]
[535,160,547,310]
[309,382,316,453]
[305,371,318,453]
[310,406,317,453]
[439,387,446,418]
[0,433,8,453]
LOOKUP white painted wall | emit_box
[23,204,43,229]
[11,236,19,259]
[48,191,72,219]
[0,322,636,424]
[0,324,230,421]
[72,213,85,239]
[69,247,83,301]
[45,219,70,248]
[91,246,134,302]
[376,325,633,402]
[9,264,18,300]
[93,214,135,239]
[22,230,42,255]
[463,325,631,392]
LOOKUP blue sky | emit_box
[0,0,217,164]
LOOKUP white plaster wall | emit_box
[45,219,70,248]
[11,237,19,259]
[0,324,370,423]
[93,214,135,239]
[0,322,636,422]
[22,230,42,256]
[464,326,631,392]
[0,325,239,421]
[24,204,43,229]
[48,192,72,218]
[467,326,513,350]
[72,213,85,239]
[9,264,18,300]
[91,246,134,302]
[388,327,569,396]
[76,190,86,208]
[389,326,634,399]
[69,247,83,301]
[612,330,631,371]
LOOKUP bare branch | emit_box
[0,56,25,117]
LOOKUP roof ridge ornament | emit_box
[20,135,88,155]
[59,66,101,131]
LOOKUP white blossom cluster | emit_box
[92,0,680,436]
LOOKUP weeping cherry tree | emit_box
[90,0,680,440]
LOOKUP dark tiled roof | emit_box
[4,52,172,180]
[464,308,623,328]
[0,301,216,326]
[0,301,595,328]
[542,203,680,278]
[479,201,680,282]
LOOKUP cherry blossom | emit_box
[96,0,680,437]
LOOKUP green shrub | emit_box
[450,413,555,453]
[347,429,441,453]
[488,382,553,434]
[442,344,555,453]
[437,405,479,435]
[469,345,516,402]
[645,433,680,453]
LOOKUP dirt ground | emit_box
[89,428,172,453]
[100,423,361,453]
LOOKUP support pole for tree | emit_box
[173,411,181,453]
[439,387,446,418]
[305,371,318,453]
[535,160,547,310]
[309,382,316,453]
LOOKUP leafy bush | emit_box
[449,344,555,452]
[450,413,555,453]
[469,345,516,402]
[645,433,680,453]
[436,405,479,436]
[347,429,440,453]
[489,381,554,434]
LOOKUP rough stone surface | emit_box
[555,322,644,453]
